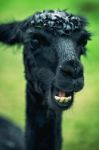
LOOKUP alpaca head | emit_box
[0,10,91,111]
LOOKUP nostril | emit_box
[60,66,83,79]
[59,60,83,78]
[60,66,74,77]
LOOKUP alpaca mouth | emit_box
[54,95,72,104]
[53,89,74,109]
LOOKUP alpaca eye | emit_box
[81,39,87,46]
[77,31,90,47]
[32,39,40,49]
[78,38,88,47]
[32,33,50,46]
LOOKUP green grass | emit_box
[0,0,99,150]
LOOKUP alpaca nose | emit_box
[60,60,83,79]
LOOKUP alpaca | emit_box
[0,10,91,150]
[0,116,25,150]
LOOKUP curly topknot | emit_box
[29,10,87,35]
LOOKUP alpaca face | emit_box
[24,28,90,110]
[0,10,91,110]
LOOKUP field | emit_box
[0,0,99,150]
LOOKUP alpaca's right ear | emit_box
[0,21,25,45]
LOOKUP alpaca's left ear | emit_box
[0,21,25,45]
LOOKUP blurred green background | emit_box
[0,0,99,150]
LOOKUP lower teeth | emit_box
[55,96,71,103]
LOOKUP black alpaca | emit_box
[0,10,91,150]
[0,116,25,150]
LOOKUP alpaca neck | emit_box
[25,82,62,150]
